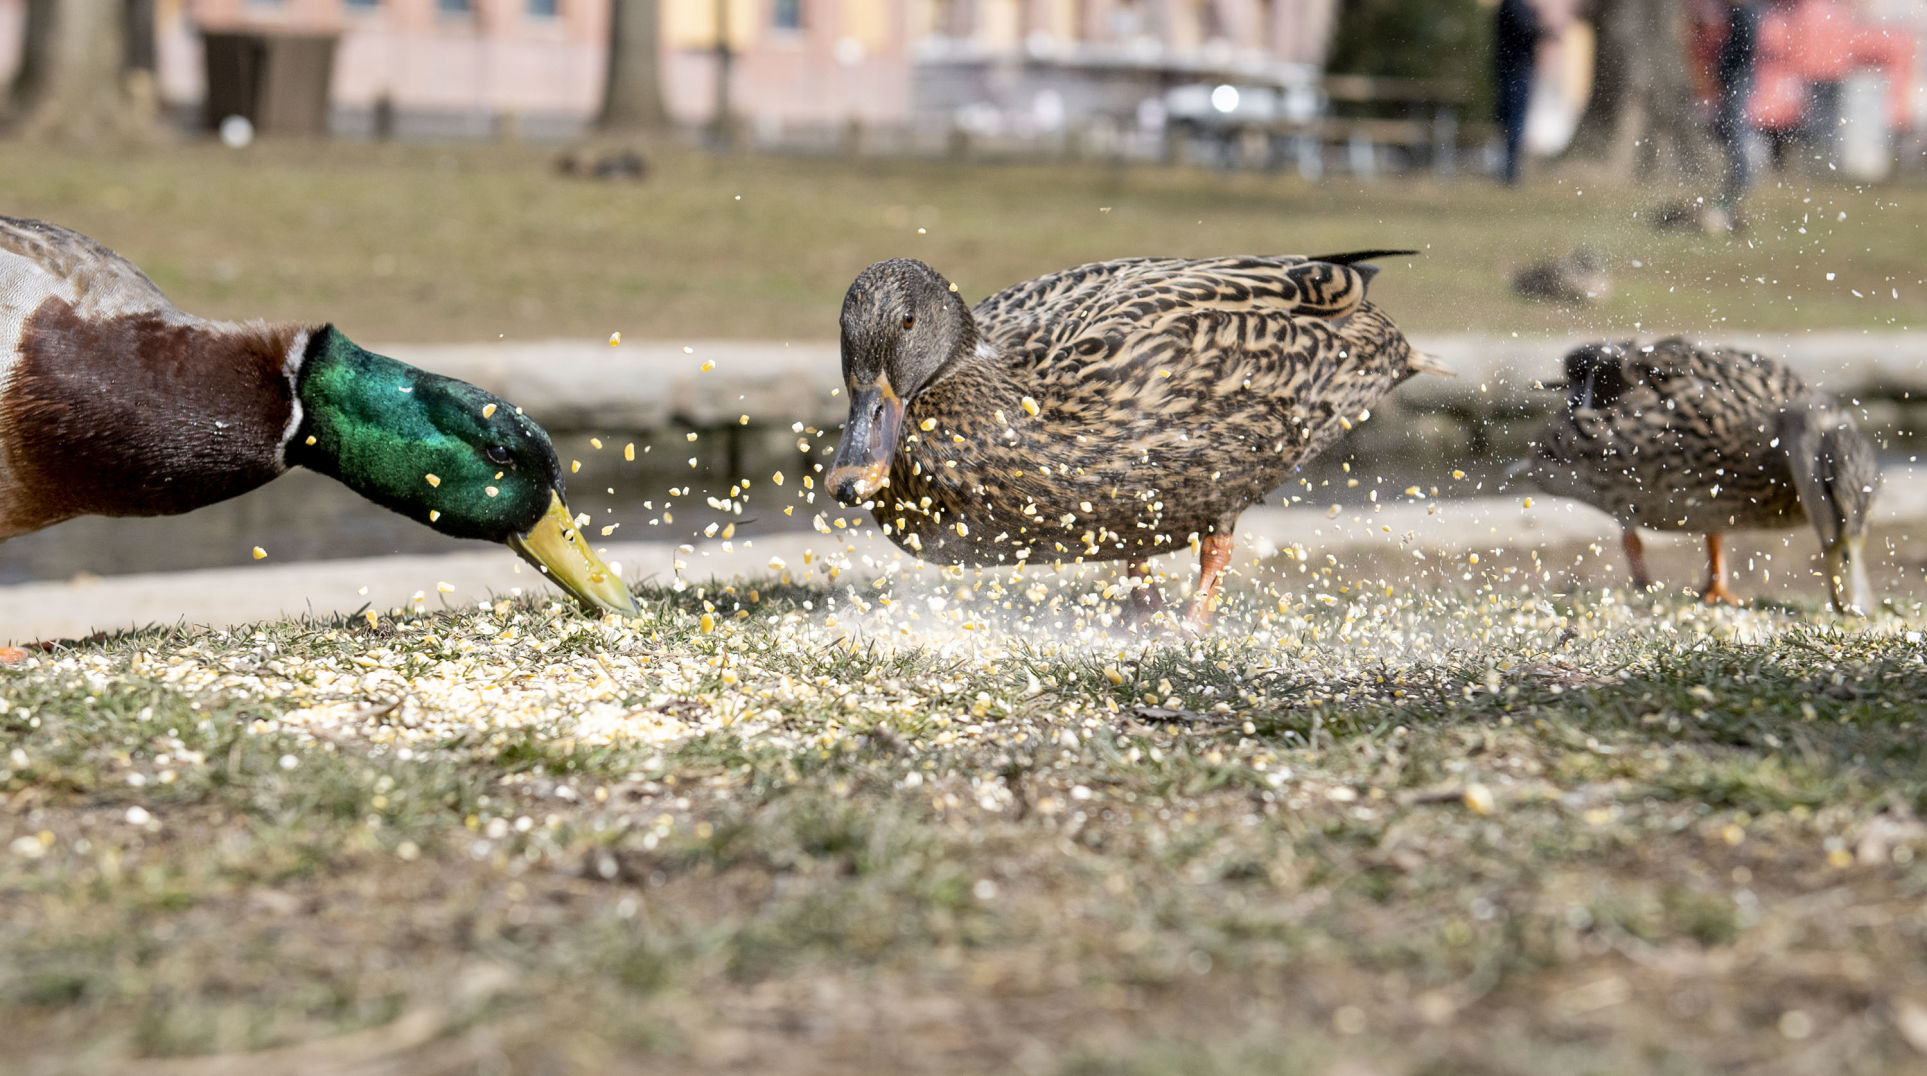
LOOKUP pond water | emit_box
[0,418,1529,586]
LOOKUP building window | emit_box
[1196,0,1224,42]
[931,0,969,37]
[528,0,559,16]
[772,0,803,31]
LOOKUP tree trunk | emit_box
[8,0,158,141]
[707,0,736,149]
[1562,0,1712,181]
[597,0,670,134]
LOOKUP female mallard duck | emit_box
[1514,338,1879,614]
[0,216,636,617]
[826,252,1434,628]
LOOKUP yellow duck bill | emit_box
[1823,535,1874,617]
[507,491,641,617]
[828,381,904,505]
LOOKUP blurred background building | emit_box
[0,0,1338,142]
[0,0,1919,172]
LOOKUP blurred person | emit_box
[1494,0,1545,185]
[1711,0,1763,230]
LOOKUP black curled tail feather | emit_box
[1309,249,1420,265]
[1307,249,1420,287]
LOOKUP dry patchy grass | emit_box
[4,571,1927,1074]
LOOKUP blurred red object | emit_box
[1746,0,1915,131]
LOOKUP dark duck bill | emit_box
[829,377,904,505]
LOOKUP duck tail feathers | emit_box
[1309,249,1419,289]
[1310,249,1421,266]
[1407,350,1454,378]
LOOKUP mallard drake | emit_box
[826,252,1434,628]
[1514,337,1879,614]
[0,216,637,617]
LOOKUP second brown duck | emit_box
[826,252,1438,629]
[1514,338,1880,613]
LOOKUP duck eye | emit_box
[901,314,915,330]
[484,445,513,466]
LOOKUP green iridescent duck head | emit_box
[287,327,639,617]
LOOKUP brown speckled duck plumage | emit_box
[826,253,1435,627]
[1516,337,1880,613]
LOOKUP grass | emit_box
[6,569,1927,1073]
[2,140,1922,344]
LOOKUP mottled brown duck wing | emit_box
[0,215,182,321]
[1000,255,1402,414]
[971,256,1168,354]
[1635,339,1808,443]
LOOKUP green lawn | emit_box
[4,141,1922,343]
[6,574,1927,1073]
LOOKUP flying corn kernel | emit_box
[920,417,937,431]
[607,332,621,346]
[624,443,635,461]
[304,435,316,446]
[590,437,603,449]
[772,471,785,485]
[436,581,455,594]
[251,546,267,560]
[485,486,499,498]
[429,509,441,522]
[699,613,715,633]
[571,460,581,473]
[425,474,441,487]
[1020,396,1040,416]
[482,403,497,419]
[701,359,715,372]
[1463,784,1495,815]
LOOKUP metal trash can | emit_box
[201,31,338,138]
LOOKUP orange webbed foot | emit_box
[1699,581,1745,606]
